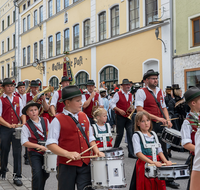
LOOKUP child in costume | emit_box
[129,111,172,190]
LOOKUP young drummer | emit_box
[180,87,200,190]
[46,85,104,190]
[21,101,49,190]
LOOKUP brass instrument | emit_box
[24,81,31,94]
[126,100,135,113]
[57,84,62,91]
[91,100,99,117]
[39,96,54,117]
[0,88,4,96]
[128,109,135,120]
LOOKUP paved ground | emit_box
[0,133,189,190]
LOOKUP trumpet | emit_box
[126,100,135,113]
[127,109,135,120]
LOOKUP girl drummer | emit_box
[129,111,172,190]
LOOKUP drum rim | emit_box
[92,184,127,189]
[103,147,124,153]
[157,165,189,170]
[161,139,182,148]
[91,156,124,161]
[163,128,181,136]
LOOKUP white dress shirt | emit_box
[193,128,200,171]
[21,117,49,145]
[135,86,166,108]
[46,109,96,146]
[132,133,163,155]
[0,93,23,117]
[109,90,134,110]
[181,111,199,146]
[82,92,103,106]
[22,92,35,104]
[17,93,26,107]
[50,90,61,107]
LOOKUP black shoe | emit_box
[1,173,6,180]
[168,152,172,158]
[166,181,180,189]
[128,154,137,159]
[24,158,29,165]
[13,178,23,186]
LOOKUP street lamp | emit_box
[32,58,45,74]
[155,27,167,53]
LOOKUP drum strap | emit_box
[146,88,166,119]
[68,114,90,148]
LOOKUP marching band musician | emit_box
[50,76,71,116]
[109,79,135,158]
[0,78,26,186]
[15,81,26,106]
[180,87,200,190]
[82,80,103,125]
[46,85,105,190]
[21,101,50,190]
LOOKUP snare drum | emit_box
[91,148,126,189]
[15,127,22,139]
[43,150,57,173]
[161,127,182,148]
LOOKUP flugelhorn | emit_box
[128,109,135,120]
[126,100,135,113]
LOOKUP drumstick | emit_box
[66,143,100,164]
[156,118,179,123]
[80,155,98,159]
[148,162,177,167]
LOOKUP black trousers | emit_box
[57,163,92,190]
[114,114,134,156]
[185,154,194,190]
[0,125,22,177]
[28,151,50,190]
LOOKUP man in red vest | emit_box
[46,85,104,190]
[50,76,71,116]
[15,81,26,106]
[135,69,179,188]
[0,78,26,186]
[82,80,103,125]
[110,79,135,158]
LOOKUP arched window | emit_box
[36,79,42,91]
[49,77,59,91]
[76,71,89,89]
[100,66,118,91]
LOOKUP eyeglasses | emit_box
[148,78,158,80]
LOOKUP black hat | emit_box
[110,90,115,95]
[59,85,82,102]
[2,78,16,87]
[172,84,180,89]
[99,88,106,93]
[121,79,131,85]
[86,80,95,86]
[60,76,71,84]
[166,86,171,90]
[184,87,200,103]
[143,69,159,80]
[22,100,41,115]
[30,80,40,87]
[0,80,2,84]
[16,81,25,88]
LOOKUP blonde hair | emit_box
[174,89,181,97]
[93,108,107,122]
[134,111,153,132]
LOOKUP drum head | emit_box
[164,128,181,136]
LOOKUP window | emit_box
[76,72,89,89]
[39,6,43,23]
[34,42,38,61]
[27,15,30,30]
[27,46,30,64]
[2,66,4,79]
[7,15,10,27]
[84,19,90,46]
[23,4,26,11]
[129,0,139,30]
[2,20,4,31]
[7,38,10,51]
[23,18,26,32]
[99,12,106,41]
[39,40,43,60]
[111,5,119,37]
[34,10,38,26]
[73,24,79,50]
[145,0,158,25]
[185,68,200,90]
[48,0,53,18]
[192,17,200,47]
[64,28,70,51]
[64,0,69,8]
[13,34,15,48]
[73,0,78,3]
[13,11,15,22]
[100,66,118,92]
[27,0,30,7]
[56,0,60,13]
[49,77,59,90]
[56,33,61,55]
[23,48,26,66]
[48,36,53,57]
[2,41,4,54]
[7,64,10,78]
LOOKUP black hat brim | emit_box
[2,82,15,87]
[59,93,82,102]
[22,102,41,115]
[143,72,159,80]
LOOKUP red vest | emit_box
[143,88,163,121]
[26,93,33,103]
[116,91,132,117]
[15,92,23,99]
[0,95,20,124]
[83,93,99,118]
[57,90,65,113]
[56,112,90,167]
[25,117,48,154]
